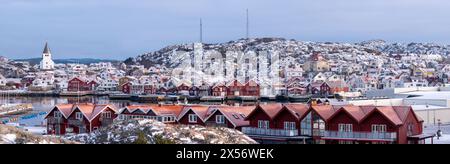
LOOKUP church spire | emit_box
[43,42,51,54]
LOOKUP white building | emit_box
[39,42,55,70]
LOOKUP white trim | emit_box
[203,108,237,127]
[177,107,206,122]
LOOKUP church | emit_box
[40,42,55,70]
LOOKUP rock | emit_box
[64,119,258,144]
[0,124,76,144]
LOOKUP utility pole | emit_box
[246,9,249,39]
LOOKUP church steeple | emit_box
[40,42,55,70]
[43,42,51,54]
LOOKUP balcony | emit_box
[68,119,84,126]
[100,118,114,126]
[322,131,397,141]
[242,127,298,137]
[47,117,64,124]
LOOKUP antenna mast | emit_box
[200,18,203,43]
[246,9,249,39]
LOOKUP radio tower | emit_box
[246,9,249,40]
[200,18,203,43]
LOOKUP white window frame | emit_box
[258,120,270,129]
[54,111,62,118]
[216,115,225,124]
[75,112,83,120]
[102,111,112,119]
[188,114,197,123]
[371,124,387,133]
[284,121,296,130]
[338,124,353,132]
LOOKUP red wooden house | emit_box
[45,103,118,135]
[177,83,191,95]
[226,80,244,97]
[307,82,331,96]
[307,105,431,144]
[203,106,254,130]
[241,103,432,144]
[242,104,310,143]
[177,105,210,126]
[211,83,227,97]
[118,105,183,123]
[67,77,97,92]
[243,80,260,96]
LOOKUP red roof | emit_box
[47,103,117,122]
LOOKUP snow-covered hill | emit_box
[65,119,257,144]
[126,38,450,69]
[0,124,75,144]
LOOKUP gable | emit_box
[245,106,271,121]
[360,110,397,127]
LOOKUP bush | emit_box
[154,135,176,144]
[133,131,148,144]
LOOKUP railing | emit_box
[68,119,84,126]
[242,127,299,137]
[300,129,312,136]
[100,118,114,126]
[323,131,397,141]
[47,117,64,124]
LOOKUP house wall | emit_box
[178,110,205,126]
[327,111,360,132]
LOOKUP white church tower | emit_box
[40,42,55,70]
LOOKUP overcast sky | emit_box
[1,0,450,60]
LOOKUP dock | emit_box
[0,104,33,116]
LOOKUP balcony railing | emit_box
[100,118,114,126]
[68,119,84,126]
[47,117,64,124]
[242,127,299,137]
[323,131,397,141]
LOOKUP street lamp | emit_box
[438,119,441,131]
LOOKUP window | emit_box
[258,120,270,129]
[407,123,414,136]
[75,112,83,120]
[371,124,387,133]
[54,111,62,118]
[338,124,353,132]
[188,114,197,123]
[284,122,296,130]
[102,111,112,119]
[216,115,225,124]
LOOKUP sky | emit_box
[1,0,450,60]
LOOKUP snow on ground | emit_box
[424,124,450,144]
[1,134,17,144]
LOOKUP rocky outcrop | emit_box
[0,124,76,144]
[65,119,257,144]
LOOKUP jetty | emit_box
[0,104,33,116]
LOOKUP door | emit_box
[55,125,61,135]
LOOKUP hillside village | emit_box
[1,38,450,100]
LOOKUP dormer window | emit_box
[54,111,62,118]
[75,112,83,120]
[188,114,197,123]
[102,111,112,119]
[216,115,225,124]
